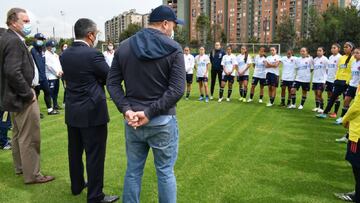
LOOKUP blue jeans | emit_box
[123,116,179,203]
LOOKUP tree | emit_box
[195,14,210,45]
[274,15,296,52]
[174,26,188,46]
[119,23,142,42]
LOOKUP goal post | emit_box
[226,42,281,56]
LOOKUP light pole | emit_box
[36,20,40,33]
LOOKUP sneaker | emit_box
[312,107,319,112]
[287,104,296,109]
[317,109,324,114]
[298,105,304,110]
[258,99,263,103]
[279,103,286,107]
[185,97,189,100]
[48,110,60,115]
[205,97,209,103]
[198,96,204,101]
[247,98,253,103]
[335,136,348,143]
[329,113,337,118]
[316,113,327,118]
[226,98,230,102]
[334,191,355,202]
[242,98,247,102]
[2,143,11,150]
[210,96,214,100]
[335,117,343,125]
[54,105,62,110]
[239,97,243,101]
[266,103,273,107]
[218,98,223,103]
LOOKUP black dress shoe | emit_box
[99,195,119,203]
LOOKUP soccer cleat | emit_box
[226,98,230,102]
[218,98,223,103]
[279,103,286,107]
[266,103,273,107]
[335,136,348,143]
[329,113,337,118]
[2,143,11,150]
[312,107,319,112]
[334,191,355,202]
[198,96,204,101]
[317,109,324,114]
[258,99,263,103]
[247,98,253,103]
[242,98,247,102]
[316,113,327,118]
[298,105,304,110]
[210,96,214,100]
[335,117,343,125]
[185,97,189,100]
[205,97,209,103]
[287,104,296,109]
[238,97,243,101]
[48,110,60,115]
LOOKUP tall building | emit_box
[210,0,226,42]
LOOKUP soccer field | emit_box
[0,79,353,203]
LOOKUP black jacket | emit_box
[210,49,225,71]
[107,28,186,119]
[60,41,109,128]
[0,29,35,112]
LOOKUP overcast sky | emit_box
[0,0,162,40]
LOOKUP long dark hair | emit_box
[344,42,355,67]
[242,46,248,63]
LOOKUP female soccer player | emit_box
[289,47,313,109]
[249,47,267,103]
[312,47,329,113]
[236,46,252,102]
[327,43,342,118]
[218,46,237,102]
[264,47,281,107]
[279,49,297,107]
[317,42,356,118]
[184,46,195,100]
[195,46,211,103]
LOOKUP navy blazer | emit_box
[60,41,109,128]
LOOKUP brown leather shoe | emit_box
[26,175,55,184]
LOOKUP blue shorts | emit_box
[345,86,357,98]
[237,75,249,82]
[292,81,310,91]
[325,81,334,92]
[312,83,325,91]
[186,74,193,84]
[222,75,234,83]
[197,77,208,83]
[281,80,293,88]
[266,73,279,87]
[252,77,267,86]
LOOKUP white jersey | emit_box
[103,51,114,67]
[221,54,237,76]
[349,60,360,87]
[265,54,281,76]
[280,56,297,81]
[195,54,211,77]
[45,50,62,80]
[253,55,267,79]
[295,56,313,83]
[312,56,329,83]
[327,54,341,83]
[184,54,195,74]
[236,54,252,76]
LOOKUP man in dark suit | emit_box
[60,18,118,203]
[0,8,54,184]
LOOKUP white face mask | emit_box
[51,47,56,53]
[170,29,174,40]
[108,45,114,51]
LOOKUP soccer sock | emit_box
[227,89,232,98]
[200,94,204,98]
[315,100,320,108]
[186,91,190,98]
[219,88,224,99]
[206,95,209,98]
[260,95,264,100]
[240,88,244,98]
[320,101,324,109]
[250,93,254,99]
[287,99,291,106]
[270,97,275,104]
[291,94,296,105]
[281,97,285,104]
[341,106,349,117]
[334,99,341,114]
[244,89,247,98]
[301,96,306,106]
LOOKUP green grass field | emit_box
[0,77,354,203]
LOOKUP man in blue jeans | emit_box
[107,5,185,203]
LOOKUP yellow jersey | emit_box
[343,86,360,142]
[335,55,356,84]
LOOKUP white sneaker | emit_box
[226,98,230,102]
[247,98,253,103]
[259,99,263,103]
[335,136,348,143]
[210,96,214,100]
[218,98,223,103]
[298,105,304,110]
[317,109,324,113]
[266,103,273,107]
[239,97,243,101]
[312,107,319,112]
[185,97,189,100]
[287,104,296,109]
[335,117,343,125]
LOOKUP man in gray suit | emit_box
[0,8,54,184]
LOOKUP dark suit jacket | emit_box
[60,41,109,128]
[0,29,34,112]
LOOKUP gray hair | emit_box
[74,18,97,39]
[6,8,26,26]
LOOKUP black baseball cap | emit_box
[149,5,184,25]
[34,33,46,40]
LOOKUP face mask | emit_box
[63,46,67,50]
[91,33,99,48]
[170,29,174,40]
[51,47,56,53]
[108,46,113,51]
[36,40,44,47]
[22,23,32,36]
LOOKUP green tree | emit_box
[119,23,142,42]
[196,14,210,45]
[274,15,296,52]
[174,26,188,46]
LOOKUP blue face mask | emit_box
[22,23,32,36]
[36,40,44,47]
